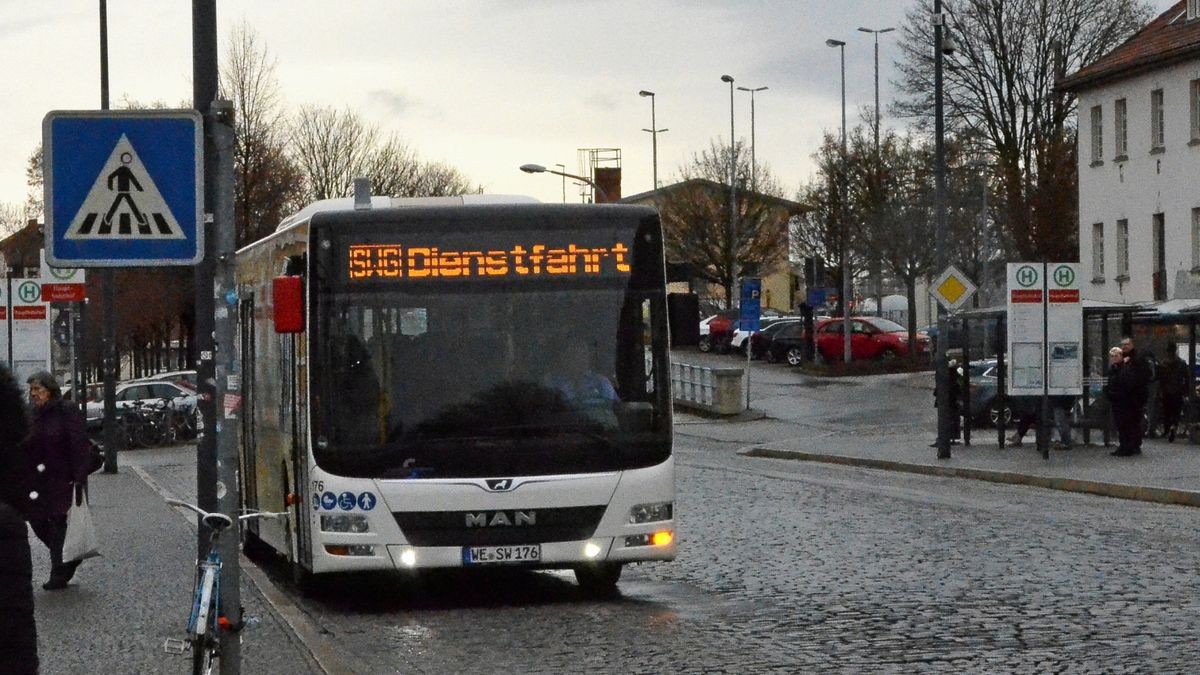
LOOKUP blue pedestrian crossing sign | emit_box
[43,109,203,267]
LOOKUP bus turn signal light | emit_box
[651,531,673,547]
[286,493,299,506]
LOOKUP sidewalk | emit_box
[30,465,323,674]
[737,421,1200,507]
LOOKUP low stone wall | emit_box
[670,361,745,415]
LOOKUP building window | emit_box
[1194,208,1200,270]
[1090,105,1103,164]
[1151,89,1165,150]
[1191,79,1200,142]
[1115,98,1128,157]
[1092,222,1105,280]
[1117,218,1129,278]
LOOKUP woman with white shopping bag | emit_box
[22,371,94,591]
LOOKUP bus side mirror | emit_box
[273,276,304,334]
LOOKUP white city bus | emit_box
[235,195,675,592]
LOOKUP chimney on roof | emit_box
[593,167,621,203]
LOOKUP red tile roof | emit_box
[1059,2,1200,92]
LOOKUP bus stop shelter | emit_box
[948,299,1199,456]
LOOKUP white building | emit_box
[1061,0,1200,304]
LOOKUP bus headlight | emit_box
[320,514,370,533]
[628,502,672,524]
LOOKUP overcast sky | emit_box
[0,0,1182,214]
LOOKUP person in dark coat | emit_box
[0,364,38,673]
[1106,346,1144,456]
[22,370,93,591]
[1119,336,1153,452]
[1157,342,1190,442]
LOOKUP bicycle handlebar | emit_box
[165,498,288,527]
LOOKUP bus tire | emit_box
[574,562,622,597]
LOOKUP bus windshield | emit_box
[310,212,672,479]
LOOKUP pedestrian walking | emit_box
[0,364,38,674]
[931,358,963,446]
[1158,341,1190,442]
[22,371,93,590]
[1106,346,1143,456]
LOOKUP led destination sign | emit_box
[347,242,632,281]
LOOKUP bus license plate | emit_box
[463,544,542,565]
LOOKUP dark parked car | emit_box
[749,318,803,360]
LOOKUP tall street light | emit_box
[856,27,894,156]
[520,164,609,203]
[638,90,668,191]
[933,0,952,458]
[858,27,894,319]
[554,163,566,203]
[736,86,768,194]
[721,74,737,307]
[826,39,851,364]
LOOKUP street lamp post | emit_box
[858,26,894,319]
[638,90,668,191]
[519,164,609,203]
[554,163,566,203]
[736,86,768,194]
[720,75,737,307]
[933,0,952,458]
[826,39,851,364]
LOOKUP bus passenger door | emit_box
[239,296,259,519]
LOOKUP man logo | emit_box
[465,511,536,527]
[485,478,514,492]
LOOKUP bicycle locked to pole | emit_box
[162,498,288,675]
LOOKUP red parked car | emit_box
[813,316,928,361]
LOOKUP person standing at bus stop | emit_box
[1158,341,1190,442]
[1107,346,1143,456]
[0,364,38,673]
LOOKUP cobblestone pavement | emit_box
[131,439,1200,673]
[30,456,320,674]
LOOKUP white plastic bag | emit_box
[62,488,100,563]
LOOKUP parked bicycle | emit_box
[162,499,287,675]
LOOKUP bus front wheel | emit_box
[574,562,622,597]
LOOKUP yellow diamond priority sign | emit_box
[930,264,977,312]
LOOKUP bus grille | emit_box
[393,505,608,546]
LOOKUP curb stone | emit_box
[740,447,1200,508]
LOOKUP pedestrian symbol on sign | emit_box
[63,134,186,241]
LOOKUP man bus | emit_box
[235,194,674,593]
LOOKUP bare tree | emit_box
[792,132,869,316]
[24,146,42,222]
[894,0,1153,260]
[659,140,793,306]
[0,202,27,238]
[220,21,305,246]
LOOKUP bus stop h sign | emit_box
[43,109,203,267]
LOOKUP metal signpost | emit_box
[1007,262,1082,458]
[740,278,761,411]
[929,265,977,456]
